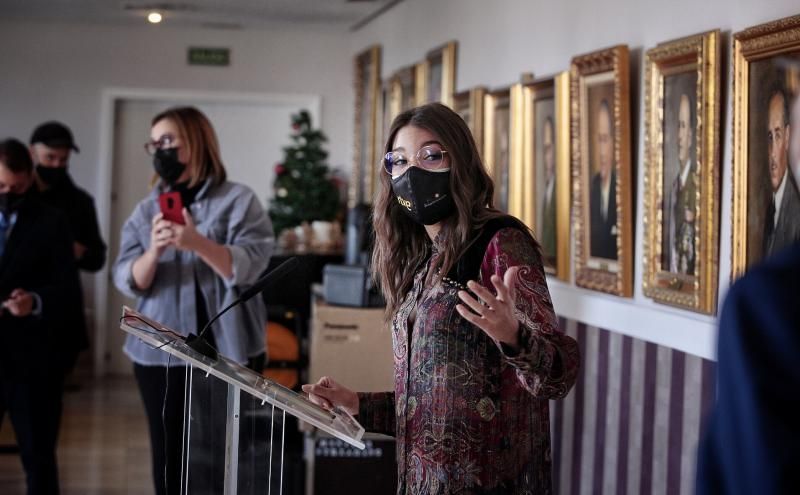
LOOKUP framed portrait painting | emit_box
[642,30,721,314]
[732,14,800,278]
[417,41,458,107]
[388,65,417,127]
[571,45,633,296]
[521,73,571,281]
[378,80,390,162]
[453,86,487,157]
[484,85,524,216]
[351,45,381,207]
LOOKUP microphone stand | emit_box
[185,257,300,361]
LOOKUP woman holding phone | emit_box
[112,106,273,495]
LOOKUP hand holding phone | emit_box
[158,191,185,225]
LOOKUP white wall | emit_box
[350,0,800,360]
[0,20,353,191]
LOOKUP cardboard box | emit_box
[308,299,394,392]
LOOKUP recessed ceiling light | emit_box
[147,12,162,23]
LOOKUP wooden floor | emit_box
[0,374,153,495]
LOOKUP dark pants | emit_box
[0,375,64,495]
[135,354,266,495]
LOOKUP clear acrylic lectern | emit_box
[120,307,365,495]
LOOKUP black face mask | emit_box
[36,165,69,188]
[0,192,26,217]
[153,148,186,185]
[390,167,455,225]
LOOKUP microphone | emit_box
[186,257,300,360]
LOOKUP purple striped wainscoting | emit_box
[550,319,716,495]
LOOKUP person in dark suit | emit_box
[696,93,800,495]
[29,121,106,371]
[589,99,618,260]
[0,138,81,495]
[762,87,800,257]
[696,237,800,494]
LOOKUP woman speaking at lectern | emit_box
[112,107,273,495]
[305,103,580,494]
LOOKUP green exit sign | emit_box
[188,47,230,66]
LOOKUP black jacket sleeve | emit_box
[74,194,106,272]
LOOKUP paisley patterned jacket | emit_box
[358,225,580,494]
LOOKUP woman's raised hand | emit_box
[455,265,523,349]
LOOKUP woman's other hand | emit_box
[302,376,359,415]
[168,208,202,251]
[456,265,522,349]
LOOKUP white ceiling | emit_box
[0,0,398,30]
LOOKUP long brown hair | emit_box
[151,106,227,187]
[372,103,532,317]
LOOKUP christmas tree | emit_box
[269,110,341,235]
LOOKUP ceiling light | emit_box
[147,12,162,23]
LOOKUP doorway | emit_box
[98,90,320,375]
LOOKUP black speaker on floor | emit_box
[309,435,397,495]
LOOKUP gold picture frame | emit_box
[453,86,487,158]
[642,30,721,314]
[351,45,381,207]
[521,73,571,281]
[388,65,417,126]
[571,45,633,297]
[484,85,524,216]
[732,14,800,278]
[417,41,458,107]
[377,80,390,161]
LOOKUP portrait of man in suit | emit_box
[663,92,697,275]
[589,99,618,260]
[762,85,800,257]
[539,115,557,266]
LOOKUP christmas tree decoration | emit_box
[269,110,342,237]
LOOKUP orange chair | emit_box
[263,320,300,389]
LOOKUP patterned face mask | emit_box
[390,166,454,225]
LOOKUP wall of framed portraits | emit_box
[349,0,800,361]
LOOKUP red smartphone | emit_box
[158,191,185,225]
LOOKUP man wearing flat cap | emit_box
[29,121,106,373]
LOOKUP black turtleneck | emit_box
[171,180,204,207]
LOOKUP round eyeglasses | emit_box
[144,134,178,155]
[382,146,449,177]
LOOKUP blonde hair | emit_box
[151,106,227,187]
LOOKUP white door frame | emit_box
[94,87,321,376]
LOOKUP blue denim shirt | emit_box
[113,179,274,366]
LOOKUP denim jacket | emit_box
[113,179,274,366]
